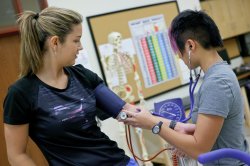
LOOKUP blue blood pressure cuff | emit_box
[94,84,126,118]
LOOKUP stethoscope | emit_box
[181,50,201,123]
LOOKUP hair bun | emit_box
[33,13,39,20]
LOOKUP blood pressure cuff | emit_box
[94,84,125,118]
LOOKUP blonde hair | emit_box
[17,7,82,77]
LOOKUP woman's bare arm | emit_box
[4,124,36,166]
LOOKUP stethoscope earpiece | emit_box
[188,50,191,76]
[188,50,191,58]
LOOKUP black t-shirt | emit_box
[3,64,130,166]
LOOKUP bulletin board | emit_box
[87,1,189,103]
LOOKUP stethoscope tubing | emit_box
[180,50,201,122]
[181,72,200,122]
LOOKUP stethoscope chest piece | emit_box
[119,111,128,120]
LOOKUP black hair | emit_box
[168,10,223,53]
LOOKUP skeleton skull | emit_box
[108,32,122,46]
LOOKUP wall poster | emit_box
[87,1,189,103]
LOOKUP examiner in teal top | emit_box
[122,10,249,165]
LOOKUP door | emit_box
[0,34,48,166]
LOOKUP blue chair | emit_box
[198,148,250,165]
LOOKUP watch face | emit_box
[152,126,160,134]
[159,101,184,121]
[152,121,163,134]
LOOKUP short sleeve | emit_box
[3,86,31,124]
[198,78,233,118]
[72,65,111,120]
[73,64,104,89]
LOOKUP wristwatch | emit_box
[152,121,163,134]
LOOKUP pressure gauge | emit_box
[154,98,185,122]
[159,102,184,121]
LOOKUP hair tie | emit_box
[34,13,39,20]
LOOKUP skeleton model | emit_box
[102,32,134,102]
[102,32,153,166]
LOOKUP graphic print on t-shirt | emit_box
[37,80,96,130]
[52,98,85,122]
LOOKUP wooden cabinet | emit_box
[227,0,249,36]
[201,0,250,39]
[201,0,231,39]
[242,0,250,31]
[223,38,240,58]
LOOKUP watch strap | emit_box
[158,121,163,128]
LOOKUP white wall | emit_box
[47,0,201,156]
